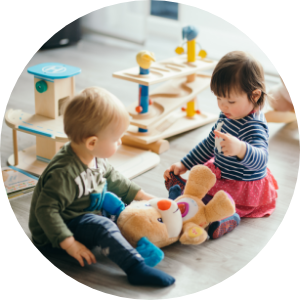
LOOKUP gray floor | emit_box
[2,34,299,298]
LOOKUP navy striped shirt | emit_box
[181,111,269,181]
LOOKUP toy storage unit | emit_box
[5,63,160,178]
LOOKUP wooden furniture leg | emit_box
[12,129,18,166]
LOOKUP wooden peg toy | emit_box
[176,25,207,118]
[136,51,156,133]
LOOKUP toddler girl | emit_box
[164,51,278,239]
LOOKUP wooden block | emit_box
[55,77,75,116]
[36,137,65,160]
[264,110,297,123]
[34,78,56,119]
[34,77,75,119]
[8,145,160,179]
[122,137,169,154]
[113,55,217,86]
[127,76,211,130]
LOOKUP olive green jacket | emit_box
[29,143,141,248]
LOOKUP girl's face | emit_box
[217,91,255,120]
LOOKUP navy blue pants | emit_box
[39,214,144,272]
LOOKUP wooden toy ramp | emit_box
[127,74,212,130]
[124,110,218,145]
[113,55,217,86]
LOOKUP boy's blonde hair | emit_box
[210,51,267,109]
[64,87,129,144]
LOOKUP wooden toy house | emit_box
[5,63,160,178]
[29,63,80,161]
[5,63,80,171]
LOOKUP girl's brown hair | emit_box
[210,51,267,109]
[64,87,129,144]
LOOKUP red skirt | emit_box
[205,159,278,218]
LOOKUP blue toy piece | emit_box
[102,192,126,217]
[182,25,199,41]
[137,67,150,133]
[136,237,164,267]
[18,125,53,138]
[87,187,125,218]
[27,62,81,81]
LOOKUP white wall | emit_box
[81,1,148,44]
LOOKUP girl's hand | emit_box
[60,237,96,267]
[214,130,246,160]
[164,162,188,181]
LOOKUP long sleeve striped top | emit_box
[181,110,269,181]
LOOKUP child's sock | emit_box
[169,184,182,200]
[165,172,186,192]
[207,213,240,240]
[126,262,175,287]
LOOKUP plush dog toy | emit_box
[117,165,235,249]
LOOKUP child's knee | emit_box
[99,216,119,232]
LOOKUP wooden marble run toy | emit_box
[113,26,218,154]
[5,63,159,177]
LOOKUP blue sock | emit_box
[169,184,182,200]
[126,262,175,287]
[208,213,240,240]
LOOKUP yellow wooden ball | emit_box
[175,46,185,55]
[198,49,207,59]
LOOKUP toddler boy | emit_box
[29,87,175,287]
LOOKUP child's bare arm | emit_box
[134,189,156,200]
[60,237,96,267]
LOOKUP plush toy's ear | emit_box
[136,237,164,267]
[184,165,216,199]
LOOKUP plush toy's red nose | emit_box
[157,200,171,211]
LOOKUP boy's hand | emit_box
[60,237,96,267]
[164,162,188,181]
[214,130,246,160]
[135,189,156,201]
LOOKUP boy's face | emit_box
[92,120,128,159]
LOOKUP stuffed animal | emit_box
[117,165,235,249]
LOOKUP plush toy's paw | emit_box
[169,185,182,200]
[136,237,164,267]
[102,192,125,217]
[165,172,186,192]
[179,223,208,245]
